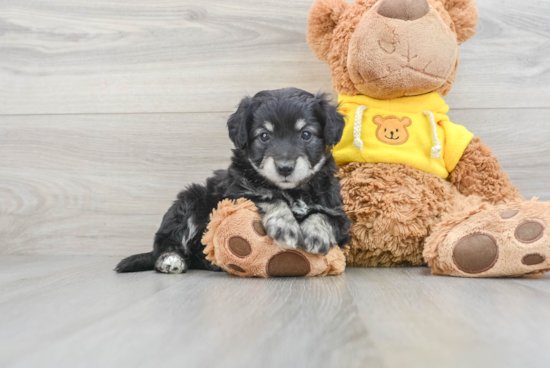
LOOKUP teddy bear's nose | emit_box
[377,0,430,21]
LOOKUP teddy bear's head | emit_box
[307,0,478,99]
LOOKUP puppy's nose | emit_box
[277,164,294,177]
[377,0,430,21]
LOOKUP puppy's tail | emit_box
[115,252,155,273]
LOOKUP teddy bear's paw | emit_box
[222,222,310,276]
[431,200,550,278]
[220,218,322,278]
[155,252,187,274]
[300,214,336,255]
[204,199,342,278]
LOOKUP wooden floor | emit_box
[0,255,549,368]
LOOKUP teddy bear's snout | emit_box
[377,0,430,21]
[386,129,398,139]
[346,0,459,99]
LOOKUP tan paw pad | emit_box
[453,234,499,274]
[252,221,267,236]
[228,264,246,272]
[266,251,311,277]
[500,209,519,219]
[515,221,544,243]
[522,253,545,266]
[228,236,252,257]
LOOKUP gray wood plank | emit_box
[346,267,550,368]
[449,108,550,198]
[0,0,331,115]
[0,255,381,368]
[450,0,550,109]
[1,108,549,256]
[1,0,550,115]
[1,256,549,368]
[0,112,234,255]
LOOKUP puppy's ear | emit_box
[312,93,345,147]
[307,0,348,61]
[227,96,254,149]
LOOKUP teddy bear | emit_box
[202,198,347,278]
[306,0,550,277]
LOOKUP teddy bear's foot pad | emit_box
[267,251,311,277]
[430,200,550,277]
[452,234,498,274]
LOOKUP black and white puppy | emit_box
[116,88,351,274]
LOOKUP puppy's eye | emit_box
[301,131,312,141]
[260,132,270,142]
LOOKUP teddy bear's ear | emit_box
[444,0,479,44]
[307,0,349,61]
[373,116,384,126]
[401,117,412,127]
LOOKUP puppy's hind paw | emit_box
[155,252,187,274]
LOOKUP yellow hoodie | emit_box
[333,93,474,179]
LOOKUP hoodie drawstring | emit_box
[353,105,368,151]
[352,106,442,160]
[423,111,442,159]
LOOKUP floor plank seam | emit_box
[2,106,550,118]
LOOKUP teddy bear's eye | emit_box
[396,129,399,132]
[384,128,386,132]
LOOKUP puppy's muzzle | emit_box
[276,161,295,177]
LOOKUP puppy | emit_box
[116,88,351,274]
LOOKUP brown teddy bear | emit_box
[307,0,550,277]
[202,199,347,278]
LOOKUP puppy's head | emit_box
[227,88,345,189]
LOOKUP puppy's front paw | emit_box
[300,214,336,255]
[259,201,302,249]
[264,217,302,249]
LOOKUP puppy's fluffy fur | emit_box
[116,88,351,274]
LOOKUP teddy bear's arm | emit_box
[448,137,523,204]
